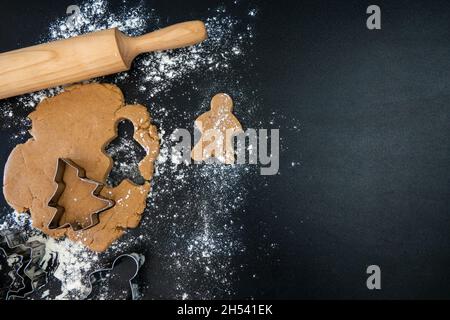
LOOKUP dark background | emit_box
[2,0,450,299]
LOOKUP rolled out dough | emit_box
[3,83,160,252]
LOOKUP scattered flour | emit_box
[36,236,98,300]
[0,0,266,300]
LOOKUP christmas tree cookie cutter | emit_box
[47,158,115,231]
[0,231,48,300]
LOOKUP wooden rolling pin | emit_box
[0,21,207,100]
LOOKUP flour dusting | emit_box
[0,0,261,300]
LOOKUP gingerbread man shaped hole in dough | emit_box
[191,93,243,164]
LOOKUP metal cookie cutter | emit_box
[0,231,47,300]
[85,253,145,300]
[48,158,115,231]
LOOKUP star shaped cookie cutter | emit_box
[47,158,115,231]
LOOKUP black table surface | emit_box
[2,0,450,299]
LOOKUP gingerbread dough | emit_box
[50,158,114,231]
[191,93,243,164]
[3,83,159,252]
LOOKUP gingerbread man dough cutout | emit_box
[191,93,243,164]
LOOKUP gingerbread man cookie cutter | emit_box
[47,158,115,231]
[85,253,145,300]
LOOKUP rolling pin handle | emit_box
[125,20,207,60]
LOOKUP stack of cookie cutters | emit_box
[47,158,115,231]
[0,231,47,300]
[85,253,145,300]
